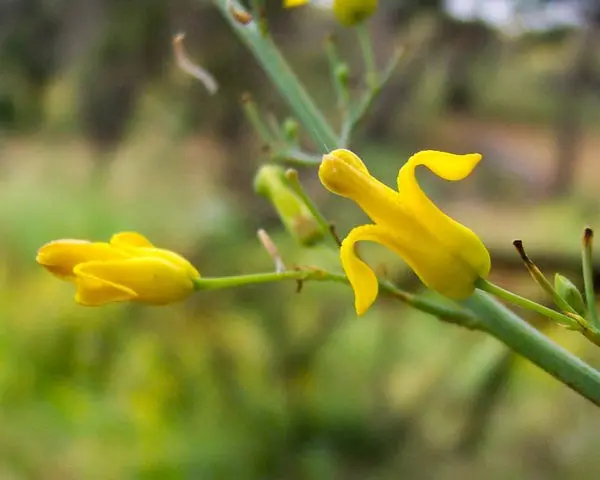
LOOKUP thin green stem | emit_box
[193,269,477,326]
[271,148,321,166]
[356,23,378,90]
[325,35,350,113]
[285,169,341,246]
[193,270,336,290]
[241,94,277,145]
[464,291,600,407]
[582,227,599,329]
[213,0,338,150]
[513,240,579,316]
[341,46,403,144]
[476,279,579,329]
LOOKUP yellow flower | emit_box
[319,149,491,315]
[37,232,200,306]
[284,0,377,26]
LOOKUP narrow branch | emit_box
[213,0,338,150]
[285,169,341,247]
[583,227,599,329]
[356,23,378,90]
[341,46,404,145]
[193,268,477,326]
[325,35,350,114]
[270,148,321,166]
[476,278,579,329]
[513,239,581,316]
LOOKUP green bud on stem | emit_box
[254,165,326,246]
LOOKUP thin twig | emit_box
[172,33,219,94]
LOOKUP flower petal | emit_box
[343,220,484,313]
[110,232,200,278]
[74,268,138,306]
[396,150,491,279]
[319,150,405,227]
[36,240,127,280]
[110,232,154,248]
[284,0,310,7]
[340,224,385,315]
[74,257,196,305]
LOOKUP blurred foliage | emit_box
[1,0,600,478]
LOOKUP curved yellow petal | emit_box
[36,240,128,280]
[343,221,482,310]
[110,232,154,249]
[111,232,200,279]
[340,225,384,315]
[327,149,370,175]
[396,150,491,279]
[74,268,138,306]
[74,257,196,305]
[319,150,405,227]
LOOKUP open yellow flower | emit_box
[284,0,377,26]
[37,232,200,306]
[319,149,491,315]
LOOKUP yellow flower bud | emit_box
[37,232,200,306]
[332,0,377,26]
[284,0,377,26]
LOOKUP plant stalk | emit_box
[213,0,338,150]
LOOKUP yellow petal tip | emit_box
[284,0,309,8]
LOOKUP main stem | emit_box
[213,0,338,150]
[464,291,600,406]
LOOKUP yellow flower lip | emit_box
[320,148,491,315]
[37,232,200,306]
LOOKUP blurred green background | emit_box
[2,0,600,478]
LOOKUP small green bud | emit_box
[282,117,300,143]
[253,165,326,246]
[335,63,350,89]
[333,0,378,26]
[554,273,586,316]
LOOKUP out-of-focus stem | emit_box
[213,0,338,150]
[583,227,599,329]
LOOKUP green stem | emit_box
[325,35,350,113]
[272,148,321,166]
[193,269,477,325]
[356,23,378,90]
[342,46,403,143]
[477,278,579,329]
[464,291,600,406]
[582,227,599,329]
[213,0,338,150]
[193,270,338,290]
[284,169,340,246]
[241,94,277,145]
[513,240,579,316]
